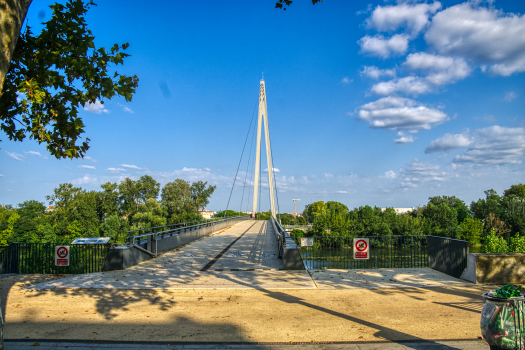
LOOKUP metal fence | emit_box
[0,243,110,274]
[283,225,312,231]
[296,235,428,270]
[428,236,468,278]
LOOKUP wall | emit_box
[460,253,525,284]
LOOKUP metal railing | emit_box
[113,216,243,245]
[123,215,250,257]
[428,236,468,278]
[294,235,428,270]
[0,243,110,274]
[283,225,312,231]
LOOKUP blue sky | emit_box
[1,0,524,213]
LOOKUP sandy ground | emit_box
[2,274,493,343]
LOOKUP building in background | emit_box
[199,210,215,219]
[381,208,414,215]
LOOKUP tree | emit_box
[471,189,503,220]
[279,213,297,225]
[190,181,216,211]
[1,0,138,158]
[303,201,327,223]
[275,0,324,10]
[132,198,166,229]
[161,179,196,223]
[119,175,159,219]
[459,217,483,245]
[504,184,525,200]
[0,206,20,246]
[326,201,349,215]
[46,183,100,239]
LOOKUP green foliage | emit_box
[0,0,138,159]
[132,199,166,229]
[191,181,216,211]
[504,184,525,200]
[289,229,304,239]
[459,217,483,245]
[303,201,326,223]
[481,229,509,253]
[280,213,297,225]
[214,210,244,218]
[0,207,20,246]
[509,233,525,253]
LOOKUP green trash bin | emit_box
[481,289,525,350]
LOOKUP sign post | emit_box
[55,246,70,266]
[353,238,369,260]
[301,237,313,247]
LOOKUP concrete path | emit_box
[5,340,490,349]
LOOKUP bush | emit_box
[481,229,509,253]
[509,233,525,253]
[289,229,304,239]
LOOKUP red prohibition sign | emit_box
[355,239,367,252]
[57,247,68,259]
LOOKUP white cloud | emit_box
[324,173,334,178]
[385,170,396,179]
[394,133,415,144]
[78,165,96,170]
[367,2,442,36]
[84,156,96,163]
[71,174,99,186]
[0,174,4,177]
[504,91,517,102]
[357,96,447,132]
[6,152,24,161]
[371,76,433,95]
[332,190,348,194]
[25,151,42,157]
[453,126,525,165]
[341,77,352,84]
[426,132,472,153]
[204,167,211,171]
[106,168,126,173]
[372,53,471,96]
[121,164,145,170]
[263,168,280,173]
[358,34,409,58]
[117,103,134,113]
[83,99,109,114]
[398,159,447,188]
[425,2,525,76]
[360,66,396,79]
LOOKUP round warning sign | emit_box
[355,239,368,252]
[55,245,70,266]
[353,238,369,260]
[57,246,68,258]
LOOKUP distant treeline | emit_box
[282,184,525,245]
[0,175,216,245]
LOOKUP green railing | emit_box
[0,243,110,274]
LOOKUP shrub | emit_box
[481,229,509,253]
[509,233,525,253]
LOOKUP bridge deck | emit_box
[30,220,315,290]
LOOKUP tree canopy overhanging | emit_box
[0,0,138,159]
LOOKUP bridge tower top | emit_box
[253,79,277,218]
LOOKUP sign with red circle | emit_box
[353,238,369,260]
[55,246,70,266]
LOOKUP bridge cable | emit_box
[223,98,259,218]
[245,126,257,213]
[240,118,257,213]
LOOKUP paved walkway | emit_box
[5,340,490,349]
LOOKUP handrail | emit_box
[124,215,249,257]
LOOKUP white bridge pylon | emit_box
[252,79,277,219]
